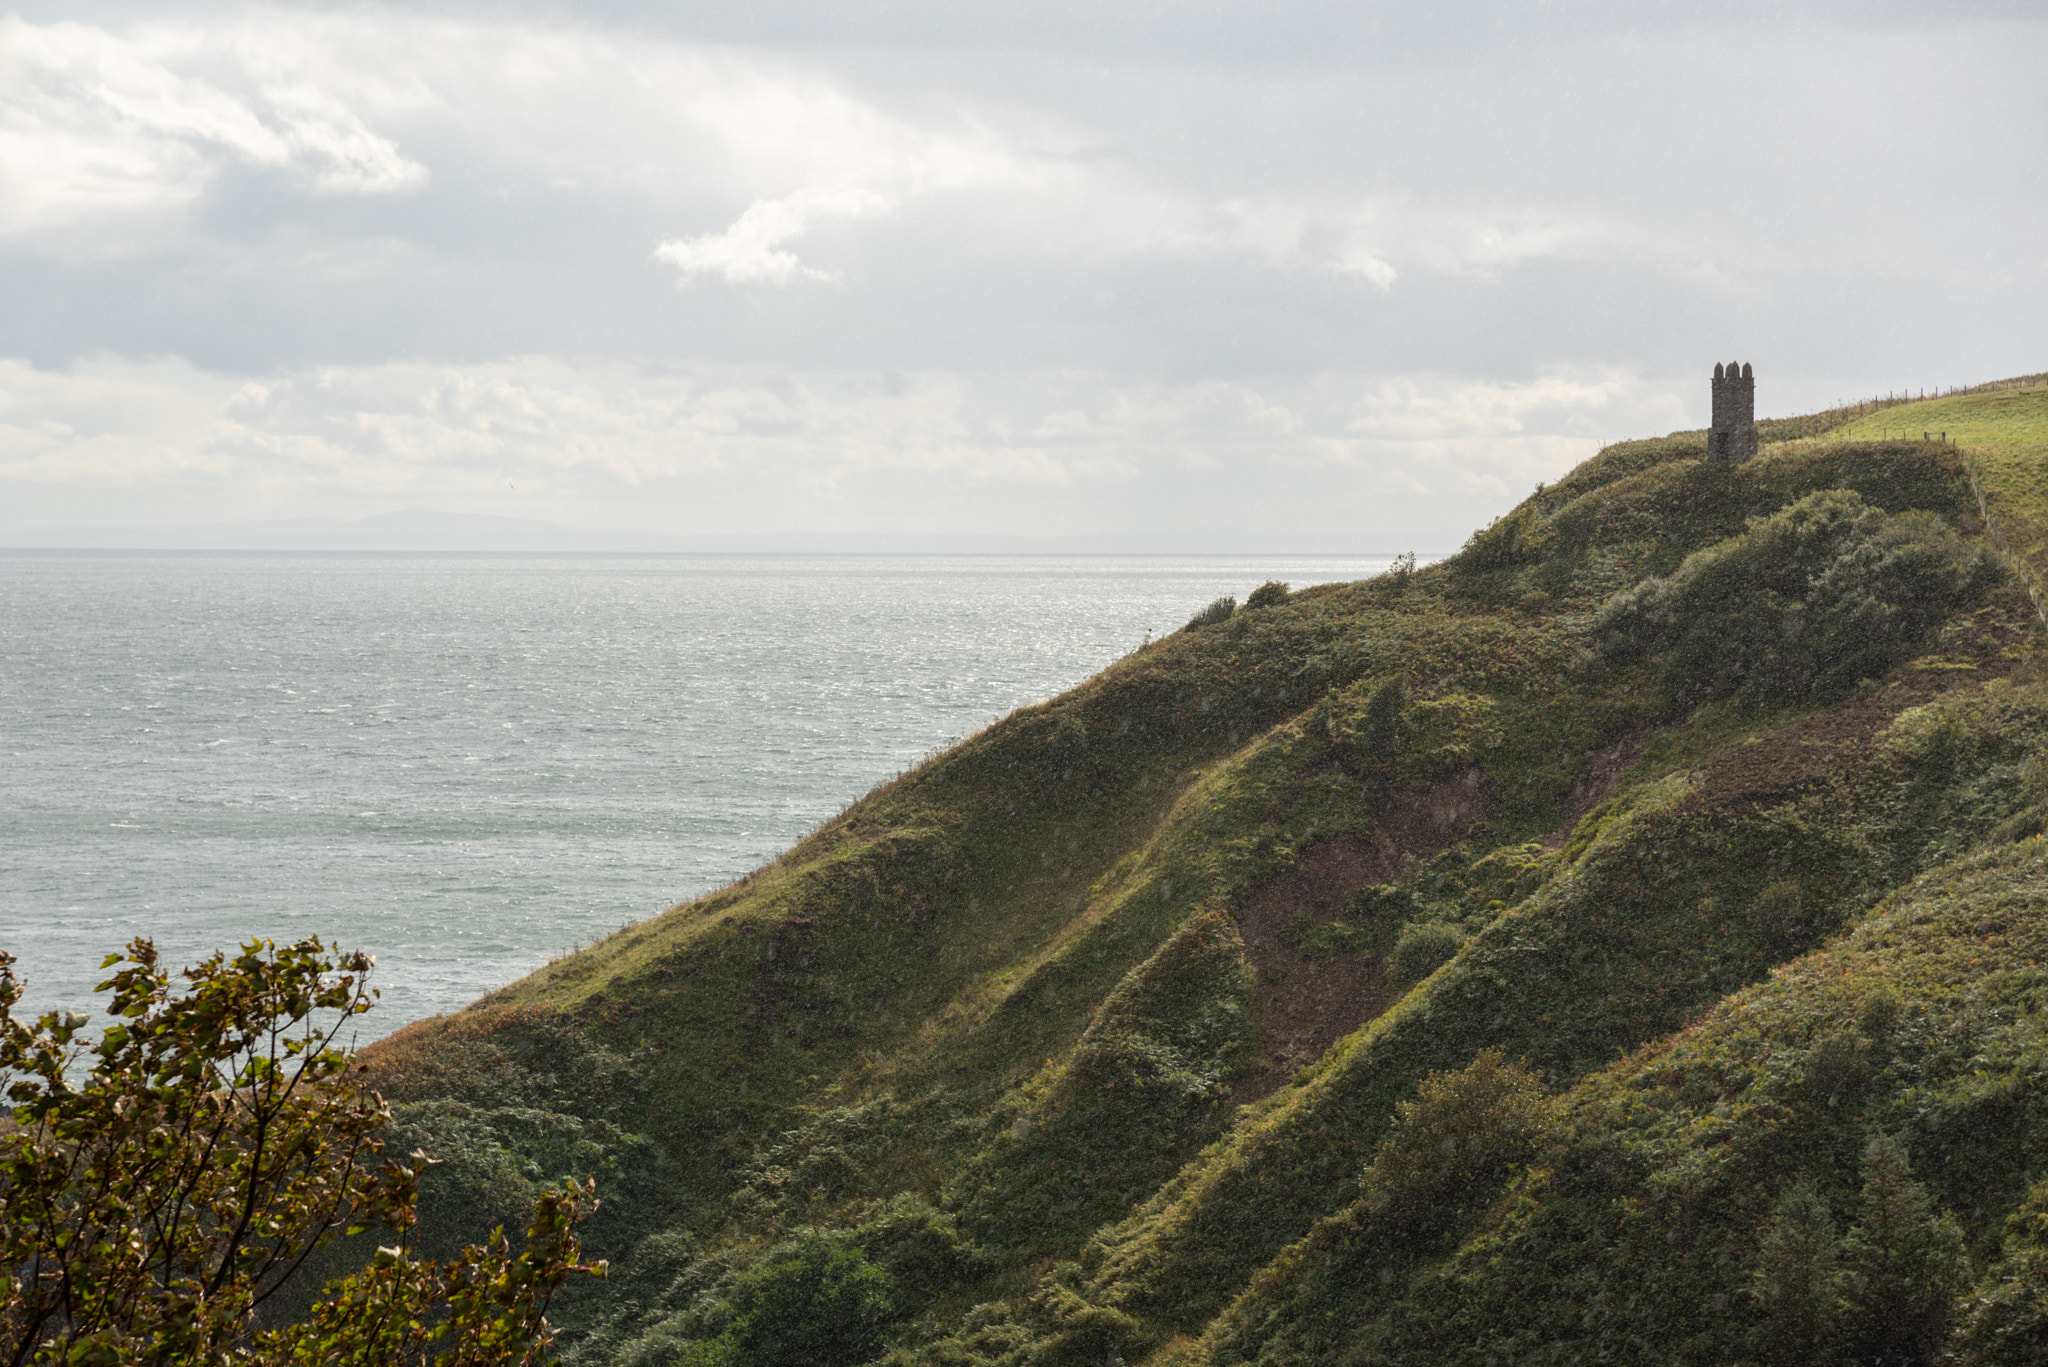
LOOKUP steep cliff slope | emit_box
[362,378,2048,1366]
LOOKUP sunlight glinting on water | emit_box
[0,552,1394,1036]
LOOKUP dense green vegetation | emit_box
[1597,489,2002,707]
[361,377,2048,1365]
[0,939,600,1366]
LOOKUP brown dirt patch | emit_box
[1684,595,2033,814]
[1541,728,1661,849]
[1232,767,1487,1101]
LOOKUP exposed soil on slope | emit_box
[1684,597,2033,814]
[1541,728,1659,849]
[1231,768,1487,1101]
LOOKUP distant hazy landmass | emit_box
[0,510,1381,555]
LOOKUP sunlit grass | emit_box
[1831,386,2048,595]
[1833,384,2048,448]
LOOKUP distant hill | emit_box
[351,376,2048,1367]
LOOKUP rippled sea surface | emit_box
[0,552,1392,1036]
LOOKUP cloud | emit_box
[0,353,1686,549]
[0,2,2041,532]
[640,59,1046,286]
[0,14,425,250]
[654,184,897,284]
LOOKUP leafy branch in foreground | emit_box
[0,937,604,1366]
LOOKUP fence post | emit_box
[1961,447,2048,634]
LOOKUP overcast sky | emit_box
[1,1,2042,551]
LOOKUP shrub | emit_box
[1952,1176,2048,1365]
[720,1234,896,1367]
[1346,883,1424,924]
[1356,1049,1551,1233]
[1388,922,1463,989]
[1245,580,1291,610]
[852,1196,985,1308]
[1293,920,1379,959]
[1356,675,1410,755]
[1596,489,2002,708]
[1857,987,1904,1041]
[0,939,600,1367]
[1805,1029,1872,1107]
[1751,878,1816,952]
[1186,596,1237,630]
[1452,506,1549,577]
[1750,1182,1844,1367]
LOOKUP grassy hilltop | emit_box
[362,378,2048,1367]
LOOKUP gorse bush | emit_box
[1356,1049,1550,1232]
[1245,581,1291,610]
[1804,1029,1872,1107]
[1186,596,1237,630]
[688,1235,895,1367]
[1597,489,2003,707]
[1954,1177,2048,1365]
[1387,921,1462,988]
[1355,674,1409,756]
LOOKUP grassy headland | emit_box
[360,374,2048,1367]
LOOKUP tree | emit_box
[0,937,603,1366]
[1838,1132,1970,1367]
[1751,1182,1844,1367]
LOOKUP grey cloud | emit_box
[88,0,2040,69]
[0,3,2041,547]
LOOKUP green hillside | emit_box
[362,376,2048,1367]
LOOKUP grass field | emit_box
[1834,383,2048,449]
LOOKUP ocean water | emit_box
[0,552,1393,1038]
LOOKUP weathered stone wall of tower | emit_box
[1709,361,1758,462]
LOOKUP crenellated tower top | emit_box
[1709,361,1758,462]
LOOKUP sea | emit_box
[0,552,1395,1039]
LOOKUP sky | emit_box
[0,1,2042,552]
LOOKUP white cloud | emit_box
[0,354,1686,547]
[0,2,2040,536]
[639,61,1046,286]
[655,184,896,284]
[0,14,425,249]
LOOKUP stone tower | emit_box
[1709,361,1758,462]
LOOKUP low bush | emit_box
[1345,883,1425,924]
[1354,674,1409,756]
[1358,1048,1551,1231]
[1387,922,1463,988]
[695,1235,896,1367]
[1954,1177,2048,1365]
[1245,581,1291,610]
[1186,596,1237,630]
[1598,489,2003,707]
